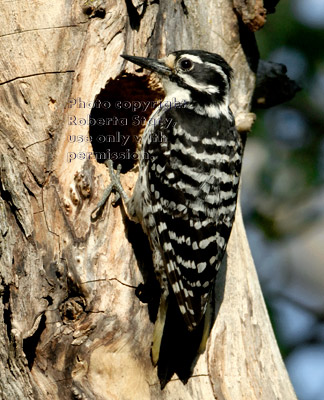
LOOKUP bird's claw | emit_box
[90,160,126,221]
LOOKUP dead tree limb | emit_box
[0,1,297,399]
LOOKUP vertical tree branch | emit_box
[0,1,297,399]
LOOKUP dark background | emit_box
[241,1,324,399]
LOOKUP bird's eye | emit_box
[179,59,193,71]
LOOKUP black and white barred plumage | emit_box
[121,50,243,364]
[96,50,243,369]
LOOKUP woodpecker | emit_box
[92,50,243,380]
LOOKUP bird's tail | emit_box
[151,291,214,389]
[151,294,168,366]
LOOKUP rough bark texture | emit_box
[0,1,297,399]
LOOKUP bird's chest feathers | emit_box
[143,107,235,170]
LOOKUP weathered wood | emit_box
[0,1,297,399]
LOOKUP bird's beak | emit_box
[121,54,172,76]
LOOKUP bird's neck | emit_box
[162,79,231,120]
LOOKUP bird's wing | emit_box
[145,107,242,330]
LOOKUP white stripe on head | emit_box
[180,73,220,94]
[162,77,192,102]
[206,62,230,85]
[179,54,203,64]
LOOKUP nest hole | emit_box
[89,73,164,173]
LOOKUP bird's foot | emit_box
[91,160,128,221]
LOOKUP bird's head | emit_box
[121,50,233,109]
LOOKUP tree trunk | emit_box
[0,1,297,399]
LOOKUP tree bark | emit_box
[0,1,297,399]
